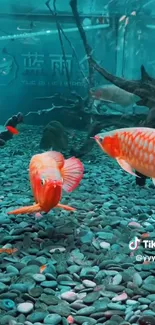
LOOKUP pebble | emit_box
[133,273,143,287]
[41,281,57,288]
[83,291,100,303]
[112,274,122,285]
[44,314,62,324]
[27,312,48,322]
[112,292,128,302]
[61,291,77,302]
[17,302,34,314]
[76,306,95,315]
[73,316,97,324]
[32,274,46,282]
[142,284,155,292]
[83,280,96,288]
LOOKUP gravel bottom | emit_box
[0,124,155,325]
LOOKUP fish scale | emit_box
[120,130,155,174]
[94,127,155,183]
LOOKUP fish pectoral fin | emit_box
[56,203,76,211]
[152,178,155,185]
[7,203,41,215]
[61,157,84,193]
[116,158,140,177]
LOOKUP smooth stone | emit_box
[80,266,99,278]
[0,277,11,283]
[44,314,62,324]
[80,231,94,244]
[10,284,30,292]
[59,281,78,287]
[0,282,7,291]
[126,300,139,306]
[29,287,43,298]
[76,306,95,315]
[112,274,122,285]
[57,275,73,282]
[142,284,155,292]
[97,232,113,240]
[20,265,40,275]
[27,312,48,322]
[0,215,10,224]
[48,304,70,317]
[6,265,19,275]
[93,298,109,311]
[0,315,15,325]
[105,285,125,292]
[73,316,97,325]
[32,274,46,282]
[17,302,34,313]
[150,301,155,312]
[104,271,119,276]
[83,291,100,303]
[67,265,81,274]
[107,303,126,310]
[133,273,143,287]
[61,291,77,302]
[83,280,96,288]
[100,241,110,249]
[138,297,151,304]
[40,293,60,305]
[41,281,57,288]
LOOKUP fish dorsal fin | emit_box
[61,157,84,192]
[141,65,150,81]
[116,158,140,177]
[47,151,64,168]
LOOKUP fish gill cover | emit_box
[0,0,155,324]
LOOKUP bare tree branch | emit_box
[46,0,71,91]
[70,0,94,89]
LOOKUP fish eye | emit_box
[99,137,102,143]
[41,178,45,185]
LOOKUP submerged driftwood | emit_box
[0,112,23,146]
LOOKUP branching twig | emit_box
[46,0,71,91]
[46,0,88,86]
[70,0,94,89]
[24,105,64,117]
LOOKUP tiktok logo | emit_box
[129,237,141,251]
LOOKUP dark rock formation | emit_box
[40,120,68,151]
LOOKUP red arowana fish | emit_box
[0,248,18,254]
[94,127,155,183]
[7,151,84,215]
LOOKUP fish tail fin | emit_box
[7,203,41,215]
[56,203,76,211]
[61,157,84,192]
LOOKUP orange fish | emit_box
[40,264,46,273]
[141,233,150,239]
[5,126,19,134]
[67,315,74,324]
[0,248,18,254]
[7,151,84,215]
[94,127,155,183]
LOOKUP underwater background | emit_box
[0,0,155,325]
